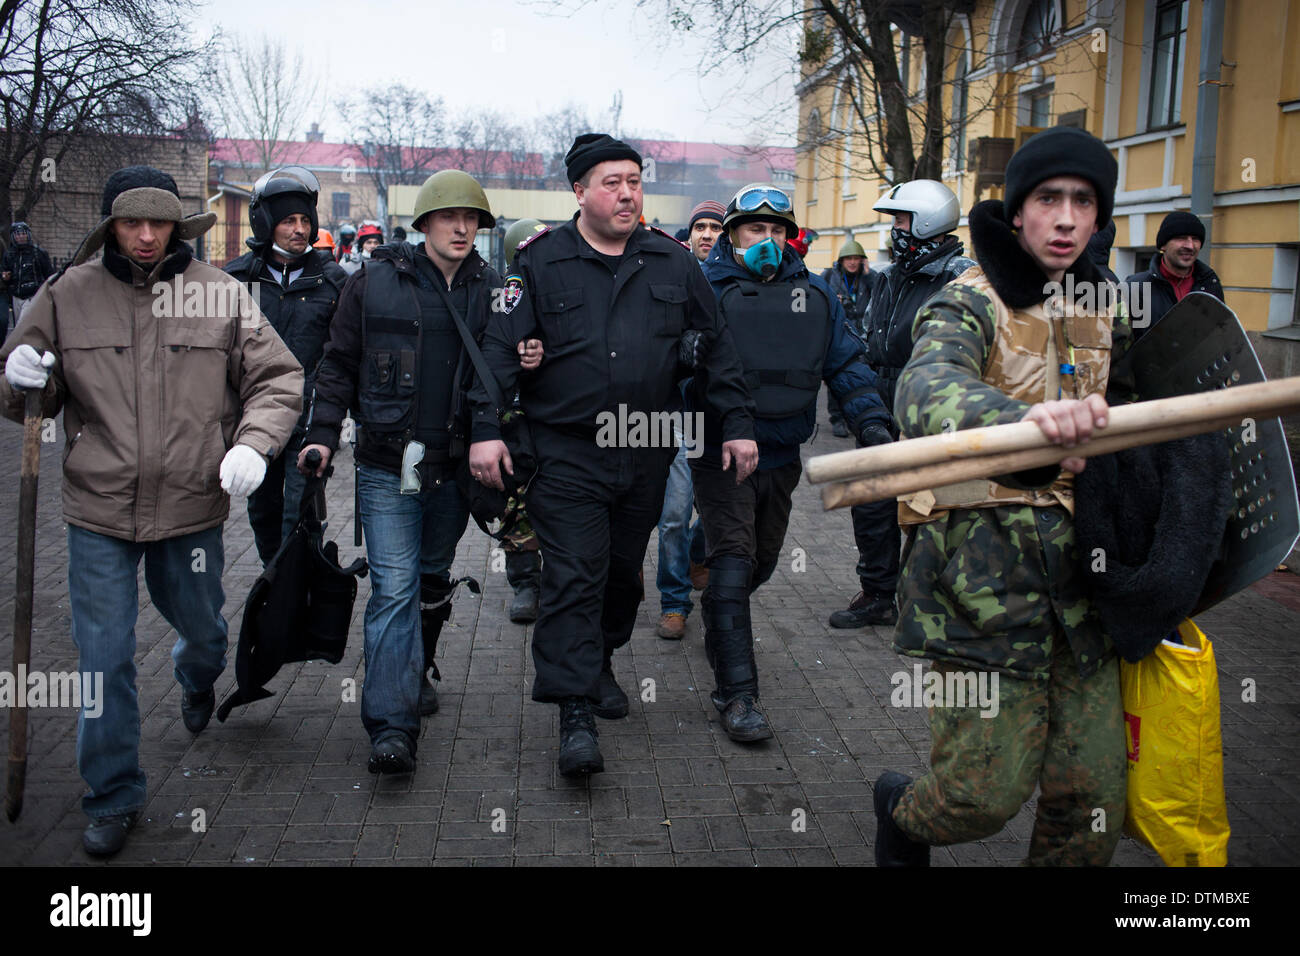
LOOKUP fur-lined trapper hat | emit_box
[72,165,216,266]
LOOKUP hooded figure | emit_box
[3,221,55,328]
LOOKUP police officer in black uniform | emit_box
[468,133,758,778]
[691,184,893,741]
[299,169,541,774]
[225,166,347,565]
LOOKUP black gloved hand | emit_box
[678,328,713,370]
[858,423,893,447]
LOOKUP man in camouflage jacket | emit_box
[873,128,1132,867]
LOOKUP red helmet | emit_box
[788,227,817,258]
[356,223,383,243]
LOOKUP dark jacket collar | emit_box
[374,239,487,289]
[968,199,1106,309]
[102,236,193,286]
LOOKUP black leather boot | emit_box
[505,549,541,623]
[873,771,931,866]
[593,650,629,720]
[702,556,771,742]
[557,697,604,777]
[419,575,454,716]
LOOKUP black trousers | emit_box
[848,422,900,595]
[690,456,803,590]
[525,425,675,703]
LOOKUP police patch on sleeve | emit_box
[502,275,524,314]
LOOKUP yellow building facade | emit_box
[796,0,1300,334]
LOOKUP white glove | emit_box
[5,345,56,390]
[219,444,268,497]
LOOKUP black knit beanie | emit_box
[1156,210,1205,248]
[565,133,642,185]
[1003,127,1118,229]
[265,191,317,232]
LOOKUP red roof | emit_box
[210,137,791,181]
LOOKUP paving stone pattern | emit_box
[1,393,1296,866]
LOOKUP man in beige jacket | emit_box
[1,166,303,857]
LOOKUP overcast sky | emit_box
[193,0,799,148]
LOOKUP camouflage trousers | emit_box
[893,636,1126,865]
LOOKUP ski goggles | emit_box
[733,186,793,214]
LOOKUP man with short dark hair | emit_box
[1123,210,1224,339]
[468,133,757,777]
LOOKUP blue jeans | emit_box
[656,440,704,616]
[356,465,468,751]
[67,524,228,821]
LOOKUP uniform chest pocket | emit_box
[649,283,687,336]
[161,325,231,426]
[359,347,417,429]
[538,287,585,348]
[1062,312,1113,399]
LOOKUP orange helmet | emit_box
[313,228,335,251]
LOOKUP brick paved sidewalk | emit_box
[1,399,1297,866]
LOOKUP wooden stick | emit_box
[821,412,1248,510]
[806,376,1300,485]
[6,389,42,822]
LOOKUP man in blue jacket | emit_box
[689,183,893,741]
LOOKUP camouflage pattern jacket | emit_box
[892,199,1135,681]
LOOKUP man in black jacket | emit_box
[225,167,347,565]
[3,221,54,330]
[829,179,975,629]
[1123,210,1224,341]
[298,170,541,774]
[468,133,757,778]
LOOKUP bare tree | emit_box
[547,1,1100,190]
[0,0,215,236]
[447,109,533,188]
[338,83,448,222]
[208,34,321,177]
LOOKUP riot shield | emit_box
[1112,292,1300,613]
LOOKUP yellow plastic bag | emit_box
[1120,619,1230,866]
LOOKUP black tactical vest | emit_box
[359,260,461,457]
[718,277,832,418]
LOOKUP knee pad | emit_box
[420,574,455,674]
[701,555,756,696]
[750,558,778,592]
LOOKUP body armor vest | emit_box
[899,264,1116,526]
[359,260,461,456]
[719,277,831,419]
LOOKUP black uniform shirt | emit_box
[469,215,754,444]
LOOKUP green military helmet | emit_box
[411,169,496,233]
[837,238,866,260]
[504,218,547,267]
[723,182,798,233]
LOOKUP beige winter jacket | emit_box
[0,245,303,542]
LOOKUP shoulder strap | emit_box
[429,278,509,417]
